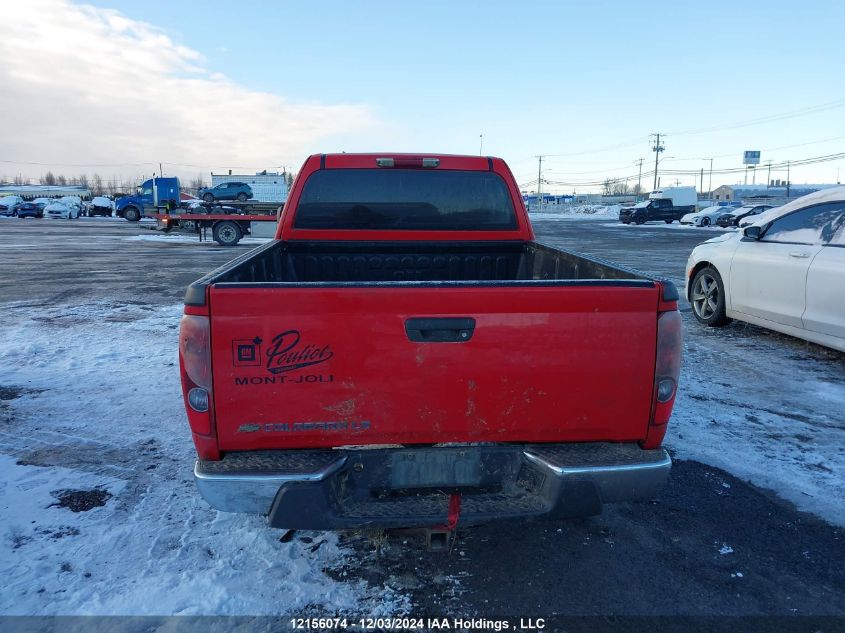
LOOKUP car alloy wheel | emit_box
[701,217,710,226]
[692,273,718,319]
[691,268,729,327]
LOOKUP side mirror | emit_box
[743,225,763,240]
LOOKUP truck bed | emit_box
[186,240,654,297]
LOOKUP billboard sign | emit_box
[743,151,761,165]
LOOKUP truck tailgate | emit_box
[208,284,659,450]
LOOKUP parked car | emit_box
[32,198,54,212]
[15,202,42,218]
[680,205,735,227]
[59,196,83,215]
[738,205,784,228]
[198,182,253,203]
[716,204,775,228]
[183,153,682,531]
[87,196,114,217]
[0,195,24,216]
[686,186,845,352]
[44,201,80,219]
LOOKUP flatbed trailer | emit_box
[151,211,279,246]
[187,200,282,214]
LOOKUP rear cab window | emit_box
[293,169,518,231]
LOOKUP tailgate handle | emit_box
[405,317,476,343]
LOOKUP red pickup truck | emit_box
[179,153,682,530]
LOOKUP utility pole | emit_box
[786,160,791,198]
[700,167,704,193]
[635,158,644,200]
[479,134,483,156]
[536,155,544,212]
[650,133,665,191]
[766,161,772,189]
[159,162,163,177]
[708,158,713,195]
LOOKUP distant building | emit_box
[712,183,839,203]
[0,184,91,200]
[522,193,573,205]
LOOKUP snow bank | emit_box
[530,204,620,220]
[0,301,408,615]
[124,234,273,245]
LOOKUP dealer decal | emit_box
[266,330,333,374]
[231,330,334,381]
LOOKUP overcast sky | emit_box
[1,0,844,192]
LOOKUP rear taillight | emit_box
[179,315,213,436]
[642,310,683,449]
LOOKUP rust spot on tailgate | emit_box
[324,399,357,417]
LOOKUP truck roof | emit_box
[277,153,533,242]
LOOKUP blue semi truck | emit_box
[114,177,181,222]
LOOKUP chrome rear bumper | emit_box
[194,443,671,529]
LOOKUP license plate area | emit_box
[389,449,482,489]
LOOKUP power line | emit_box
[535,152,845,188]
[537,136,651,159]
[667,98,845,136]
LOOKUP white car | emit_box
[59,196,83,214]
[44,201,80,219]
[685,186,845,352]
[680,205,736,227]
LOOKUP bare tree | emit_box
[43,171,57,185]
[611,181,630,196]
[91,173,104,196]
[188,176,206,193]
[57,175,67,186]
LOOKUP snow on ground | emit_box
[0,301,409,615]
[665,316,845,527]
[529,204,621,220]
[601,221,734,232]
[124,234,207,243]
[124,234,272,245]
